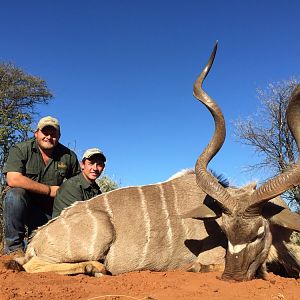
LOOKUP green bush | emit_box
[97,175,119,193]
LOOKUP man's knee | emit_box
[3,188,29,220]
[5,187,28,199]
[4,188,28,208]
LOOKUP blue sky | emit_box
[1,0,300,187]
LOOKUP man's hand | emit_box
[49,186,59,198]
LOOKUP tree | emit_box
[0,62,53,251]
[0,62,53,190]
[234,78,300,209]
[97,175,119,192]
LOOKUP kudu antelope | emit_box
[7,43,300,281]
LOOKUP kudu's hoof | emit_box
[84,263,106,277]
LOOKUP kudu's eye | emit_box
[250,226,265,243]
[249,234,261,243]
[256,231,265,240]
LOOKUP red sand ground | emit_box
[0,254,299,300]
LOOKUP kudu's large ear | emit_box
[180,204,222,220]
[262,202,300,232]
[270,209,300,232]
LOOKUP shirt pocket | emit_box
[55,168,68,185]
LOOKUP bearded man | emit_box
[2,116,80,255]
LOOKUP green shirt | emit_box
[4,138,81,212]
[52,172,102,218]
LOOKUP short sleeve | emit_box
[3,145,26,174]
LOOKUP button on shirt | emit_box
[52,172,102,218]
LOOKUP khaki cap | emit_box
[37,116,60,131]
[82,148,106,161]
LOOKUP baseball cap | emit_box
[82,148,106,162]
[37,116,60,131]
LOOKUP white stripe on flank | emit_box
[159,184,173,258]
[60,217,72,259]
[102,194,113,219]
[137,186,151,269]
[170,182,179,215]
[228,241,247,254]
[171,182,188,237]
[102,194,115,260]
[87,204,98,259]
